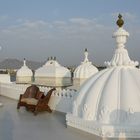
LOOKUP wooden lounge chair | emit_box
[17,85,56,115]
[17,85,41,109]
[33,88,56,115]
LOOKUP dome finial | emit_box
[84,48,89,62]
[116,14,124,27]
[23,58,26,66]
[85,48,88,52]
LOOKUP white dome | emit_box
[72,66,140,120]
[74,49,98,78]
[35,58,71,78]
[16,59,33,77]
[66,15,140,138]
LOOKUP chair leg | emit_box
[47,106,52,113]
[34,107,38,116]
[17,103,20,109]
[34,111,37,116]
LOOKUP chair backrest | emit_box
[44,88,56,104]
[35,91,45,99]
[24,85,40,98]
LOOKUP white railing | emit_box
[0,83,77,113]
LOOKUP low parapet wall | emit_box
[0,74,11,83]
[0,83,77,113]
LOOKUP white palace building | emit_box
[0,15,140,139]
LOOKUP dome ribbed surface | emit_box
[73,67,140,122]
[74,63,98,78]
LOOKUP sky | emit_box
[0,0,140,66]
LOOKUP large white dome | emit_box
[35,58,71,77]
[66,15,140,138]
[74,49,98,79]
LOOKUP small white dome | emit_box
[16,59,33,77]
[35,58,71,78]
[67,15,140,138]
[74,49,98,78]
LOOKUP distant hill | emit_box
[0,58,44,70]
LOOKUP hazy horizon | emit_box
[0,0,140,66]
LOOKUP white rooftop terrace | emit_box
[0,96,138,140]
[0,96,94,140]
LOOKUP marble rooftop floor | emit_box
[0,96,138,140]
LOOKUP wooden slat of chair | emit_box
[34,88,56,115]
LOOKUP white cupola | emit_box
[73,49,98,87]
[16,58,33,83]
[35,57,72,87]
[66,14,140,138]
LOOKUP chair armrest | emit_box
[36,98,45,105]
[37,88,55,105]
[36,97,49,107]
[35,91,45,100]
[36,94,51,106]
